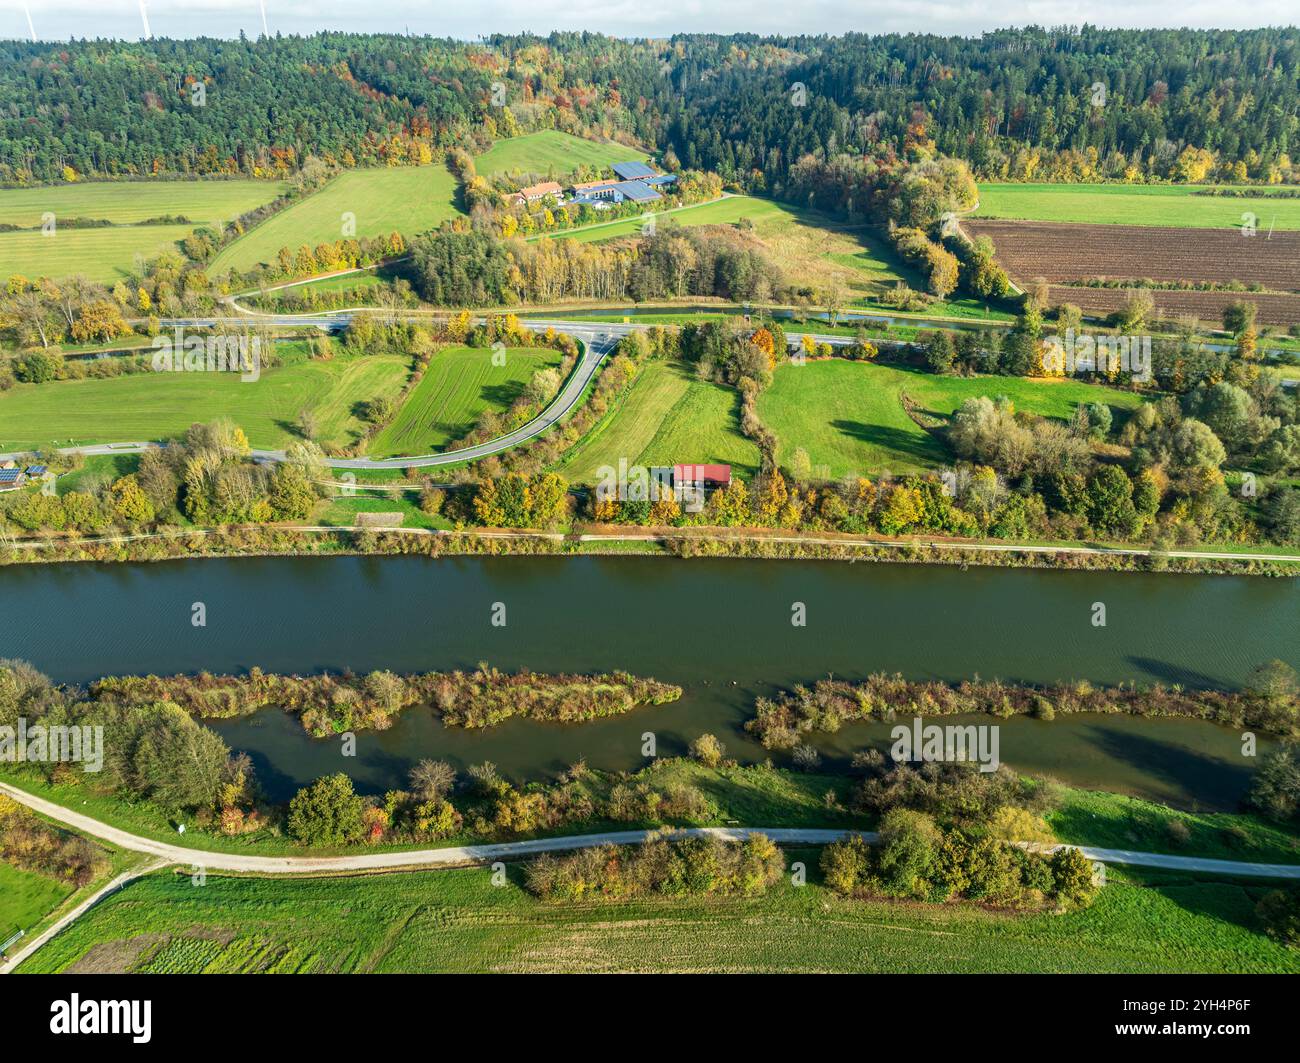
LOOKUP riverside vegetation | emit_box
[747,666,1300,749]
[93,667,682,737]
[4,661,1300,856]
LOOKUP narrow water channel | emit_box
[1,555,1294,807]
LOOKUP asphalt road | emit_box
[1,315,855,470]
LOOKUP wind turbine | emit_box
[259,0,269,37]
[138,0,152,40]
[22,0,35,41]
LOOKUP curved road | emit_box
[4,315,857,470]
[164,317,629,470]
[4,779,1298,878]
[3,779,1297,973]
[9,301,1290,472]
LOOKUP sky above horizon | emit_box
[1,1,1295,43]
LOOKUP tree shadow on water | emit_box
[1125,656,1229,691]
[1070,730,1281,937]
[1082,727,1251,812]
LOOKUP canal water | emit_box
[1,555,1294,807]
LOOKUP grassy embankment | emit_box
[0,834,145,965]
[3,757,1297,864]
[15,856,1299,974]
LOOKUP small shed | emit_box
[673,464,732,489]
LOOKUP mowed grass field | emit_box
[18,860,1298,973]
[975,183,1300,229]
[318,493,453,530]
[0,180,287,227]
[0,180,287,283]
[474,130,649,177]
[211,166,462,275]
[369,346,561,456]
[0,225,196,285]
[559,361,761,483]
[0,860,73,941]
[0,345,410,452]
[758,360,1144,478]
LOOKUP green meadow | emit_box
[211,166,462,275]
[0,179,287,228]
[758,360,1144,478]
[317,493,453,530]
[17,858,1298,974]
[474,130,649,178]
[974,183,1300,229]
[0,225,196,285]
[369,345,562,457]
[0,860,73,944]
[0,179,287,283]
[559,360,762,483]
[0,344,411,452]
[560,194,791,243]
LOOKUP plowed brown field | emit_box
[1044,286,1300,328]
[965,219,1300,325]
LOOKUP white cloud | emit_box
[2,0,1295,41]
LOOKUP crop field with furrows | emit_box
[1042,285,1300,329]
[966,219,1300,325]
[964,220,1300,292]
[17,861,1300,974]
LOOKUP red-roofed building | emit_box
[509,180,563,208]
[673,464,732,489]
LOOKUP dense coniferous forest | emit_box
[2,27,1297,185]
[658,27,1300,188]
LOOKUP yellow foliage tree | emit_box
[71,300,131,343]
